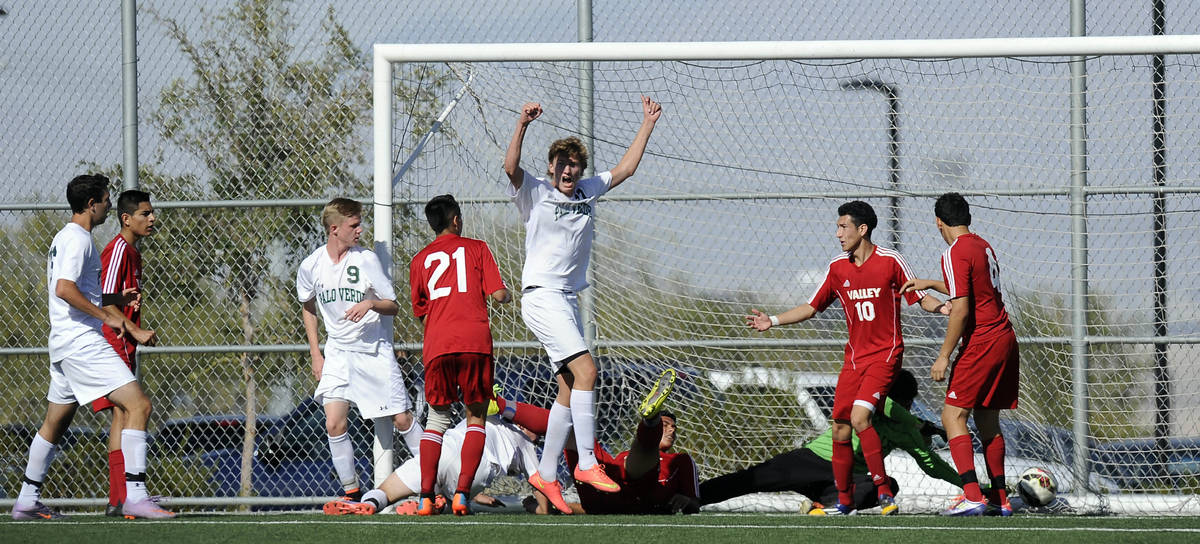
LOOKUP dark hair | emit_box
[117,190,151,220]
[659,410,677,423]
[837,200,878,236]
[935,192,972,227]
[66,174,110,213]
[424,194,461,233]
[889,368,918,408]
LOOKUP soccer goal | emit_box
[375,36,1200,515]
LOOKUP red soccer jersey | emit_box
[409,234,506,363]
[100,234,142,353]
[807,247,924,368]
[579,446,699,514]
[940,233,1013,344]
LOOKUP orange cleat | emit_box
[394,500,419,515]
[573,464,621,493]
[452,492,470,516]
[528,472,572,514]
[322,499,375,516]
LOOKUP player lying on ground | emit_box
[322,410,539,516]
[699,369,961,513]
[524,369,701,515]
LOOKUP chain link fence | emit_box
[3,0,1200,513]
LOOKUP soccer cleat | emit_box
[452,492,470,516]
[11,501,65,520]
[338,487,363,502]
[323,499,376,516]
[809,502,855,516]
[878,493,899,516]
[573,464,621,493]
[639,368,677,419]
[416,494,447,516]
[528,472,572,515]
[987,498,1014,517]
[941,498,987,516]
[121,497,176,519]
[105,503,123,517]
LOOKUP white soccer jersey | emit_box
[296,245,396,352]
[46,223,104,361]
[508,170,612,291]
[398,417,539,496]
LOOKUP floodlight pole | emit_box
[840,79,900,252]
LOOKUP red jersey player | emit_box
[517,369,700,515]
[902,192,1020,516]
[747,201,948,516]
[409,194,511,516]
[94,190,159,517]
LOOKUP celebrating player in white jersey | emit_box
[503,96,663,513]
[297,197,422,501]
[12,174,174,520]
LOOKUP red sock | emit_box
[857,426,892,497]
[512,402,550,435]
[832,439,854,506]
[949,435,983,502]
[982,435,1007,504]
[456,424,486,493]
[419,430,443,495]
[108,449,126,506]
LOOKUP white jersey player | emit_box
[501,96,663,512]
[323,416,539,515]
[297,197,422,500]
[13,174,173,520]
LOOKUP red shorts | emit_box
[423,352,494,407]
[91,339,137,413]
[946,329,1019,409]
[832,354,900,421]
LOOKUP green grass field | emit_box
[5,513,1200,544]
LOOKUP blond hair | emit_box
[321,197,362,231]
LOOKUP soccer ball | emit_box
[1017,467,1057,507]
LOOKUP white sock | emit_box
[397,417,423,457]
[328,432,358,491]
[16,434,58,507]
[538,402,573,482]
[361,488,388,511]
[121,429,149,503]
[570,390,598,470]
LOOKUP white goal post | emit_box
[373,35,1200,515]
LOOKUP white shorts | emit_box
[520,287,588,363]
[315,344,412,419]
[47,336,136,406]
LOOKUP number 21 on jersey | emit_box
[424,246,466,300]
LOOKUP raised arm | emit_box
[746,303,818,332]
[607,96,663,190]
[504,102,543,190]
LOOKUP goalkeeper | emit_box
[699,369,961,513]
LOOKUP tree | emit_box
[146,0,449,498]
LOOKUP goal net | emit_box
[379,38,1200,515]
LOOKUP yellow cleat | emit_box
[639,368,677,419]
